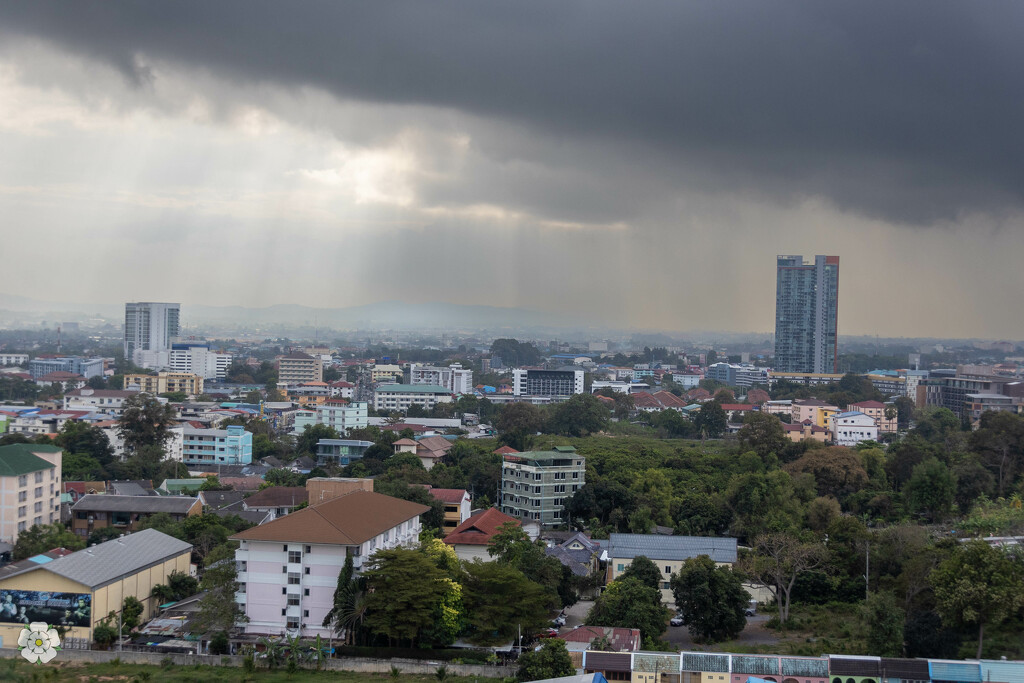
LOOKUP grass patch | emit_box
[0,659,504,683]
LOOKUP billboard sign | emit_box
[0,590,91,627]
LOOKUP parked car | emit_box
[552,615,566,628]
[744,607,756,617]
[669,615,685,627]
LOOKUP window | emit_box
[287,595,300,606]
[662,582,670,589]
[572,472,579,479]
[18,475,27,487]
[304,588,310,596]
[283,544,289,552]
[18,491,26,502]
[288,572,300,585]
[534,486,541,494]
[238,561,247,572]
[282,587,287,595]
[665,566,672,574]
[34,502,42,513]
[304,545,311,553]
[18,506,26,517]
[617,564,624,572]
[17,521,26,532]
[288,550,301,563]
[35,471,43,483]
[282,566,287,573]
[33,516,41,526]
[282,608,286,615]
[554,485,566,493]
[238,584,245,593]
[303,610,309,618]
[304,567,310,574]
[286,617,300,630]
[34,487,42,498]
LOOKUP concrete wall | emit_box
[0,647,514,677]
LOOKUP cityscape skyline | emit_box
[1,4,1024,339]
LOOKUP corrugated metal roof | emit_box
[609,533,738,563]
[8,529,191,589]
[781,657,829,678]
[683,653,730,673]
[881,659,930,680]
[72,494,200,514]
[732,656,779,676]
[829,656,881,676]
[929,661,981,682]
[584,651,632,672]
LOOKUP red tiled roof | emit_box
[428,488,469,505]
[652,390,687,408]
[631,392,661,408]
[443,507,520,546]
[558,625,641,652]
[493,446,519,455]
[38,371,85,381]
[392,438,418,446]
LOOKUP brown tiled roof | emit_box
[231,490,429,545]
[243,486,307,508]
[417,436,454,453]
[38,371,85,381]
[428,488,468,505]
[631,392,661,408]
[221,476,264,491]
[392,438,418,446]
[493,445,519,455]
[443,507,520,546]
[849,400,886,409]
[652,390,687,408]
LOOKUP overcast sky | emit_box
[1,2,1022,338]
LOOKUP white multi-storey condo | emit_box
[124,302,180,357]
[512,367,585,397]
[0,444,63,544]
[408,363,474,394]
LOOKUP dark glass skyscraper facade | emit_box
[774,255,839,373]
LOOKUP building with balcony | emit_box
[133,344,232,380]
[231,490,429,637]
[705,363,770,388]
[314,439,374,466]
[292,400,369,436]
[500,446,586,529]
[848,400,897,433]
[70,494,201,538]
[369,364,403,383]
[63,388,138,417]
[774,255,840,373]
[512,367,585,397]
[182,425,253,467]
[123,372,204,396]
[124,302,181,357]
[0,444,62,544]
[28,356,104,380]
[277,352,323,385]
[373,384,453,412]
[0,353,28,366]
[409,363,474,394]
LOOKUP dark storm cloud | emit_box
[2,1,1022,225]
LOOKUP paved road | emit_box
[663,614,778,648]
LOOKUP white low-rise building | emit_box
[409,363,474,395]
[63,388,139,417]
[831,411,879,446]
[374,384,453,412]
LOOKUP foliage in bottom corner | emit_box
[516,639,575,682]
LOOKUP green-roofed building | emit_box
[499,445,586,529]
[373,383,454,412]
[0,443,63,544]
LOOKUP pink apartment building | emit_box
[230,489,429,637]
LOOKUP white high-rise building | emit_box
[133,344,231,379]
[409,363,474,395]
[124,302,180,358]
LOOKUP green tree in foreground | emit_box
[517,638,575,681]
[362,548,446,646]
[461,560,551,646]
[586,576,669,645]
[670,555,749,644]
[931,540,1024,658]
[192,545,246,636]
[619,555,663,591]
[13,523,85,560]
[117,393,176,455]
[863,591,905,657]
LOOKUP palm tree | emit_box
[257,636,285,670]
[308,634,329,670]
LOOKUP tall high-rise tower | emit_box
[124,302,181,358]
[774,255,839,373]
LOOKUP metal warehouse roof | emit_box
[72,494,200,514]
[608,533,737,563]
[2,529,192,590]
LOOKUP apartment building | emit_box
[0,444,62,544]
[705,363,769,388]
[500,446,586,529]
[123,372,204,396]
[70,494,200,538]
[369,364,403,383]
[63,388,138,417]
[277,352,323,385]
[28,356,104,380]
[0,353,28,366]
[512,367,585,397]
[124,302,180,357]
[373,384,453,412]
[831,411,879,447]
[7,410,94,436]
[409,363,474,394]
[231,490,428,637]
[182,425,253,467]
[774,255,840,373]
[133,344,232,379]
[292,400,369,436]
[848,400,897,433]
